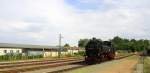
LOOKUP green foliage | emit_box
[78,39,89,48]
[111,36,150,52]
[64,43,70,48]
[116,50,131,57]
[65,53,73,57]
[74,51,85,56]
[0,54,43,61]
[144,57,150,73]
[111,36,129,50]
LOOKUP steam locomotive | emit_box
[85,38,115,64]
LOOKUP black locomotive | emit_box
[85,38,115,64]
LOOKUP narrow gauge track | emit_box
[115,54,135,60]
[0,58,83,69]
[47,54,135,73]
[0,58,84,73]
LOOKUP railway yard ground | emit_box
[0,57,84,73]
[0,55,149,73]
[64,55,139,73]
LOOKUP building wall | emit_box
[68,49,79,55]
[44,51,58,57]
[0,48,22,55]
[61,52,68,55]
[43,49,79,57]
[43,50,72,57]
[0,48,60,57]
[0,48,80,57]
[27,50,43,56]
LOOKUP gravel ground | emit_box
[23,64,82,73]
[64,56,138,73]
[0,60,83,72]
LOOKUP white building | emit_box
[65,47,85,55]
[0,43,62,57]
[0,43,84,58]
[0,48,22,55]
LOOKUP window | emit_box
[10,50,13,53]
[4,50,7,53]
[16,50,20,53]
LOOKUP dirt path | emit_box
[65,56,139,73]
[96,58,138,73]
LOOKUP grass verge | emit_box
[144,57,150,73]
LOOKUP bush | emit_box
[144,57,150,73]
[65,53,73,57]
[74,51,85,56]
[0,54,43,61]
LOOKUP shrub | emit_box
[0,54,43,61]
[65,53,73,57]
[74,51,85,56]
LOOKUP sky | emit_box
[0,0,150,46]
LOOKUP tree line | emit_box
[78,36,150,52]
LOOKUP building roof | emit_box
[0,43,60,49]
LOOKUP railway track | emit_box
[0,58,83,69]
[0,57,77,65]
[0,54,134,73]
[115,54,135,60]
[0,58,84,73]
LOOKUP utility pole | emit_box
[58,34,62,58]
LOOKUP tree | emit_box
[64,43,70,49]
[78,39,89,48]
[111,36,150,52]
[143,40,149,50]
[111,36,124,50]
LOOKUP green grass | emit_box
[144,57,150,73]
[0,54,43,62]
[116,50,132,57]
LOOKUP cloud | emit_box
[0,0,150,46]
[65,0,150,38]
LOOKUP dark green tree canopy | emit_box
[64,43,70,48]
[111,36,150,52]
[78,39,89,48]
